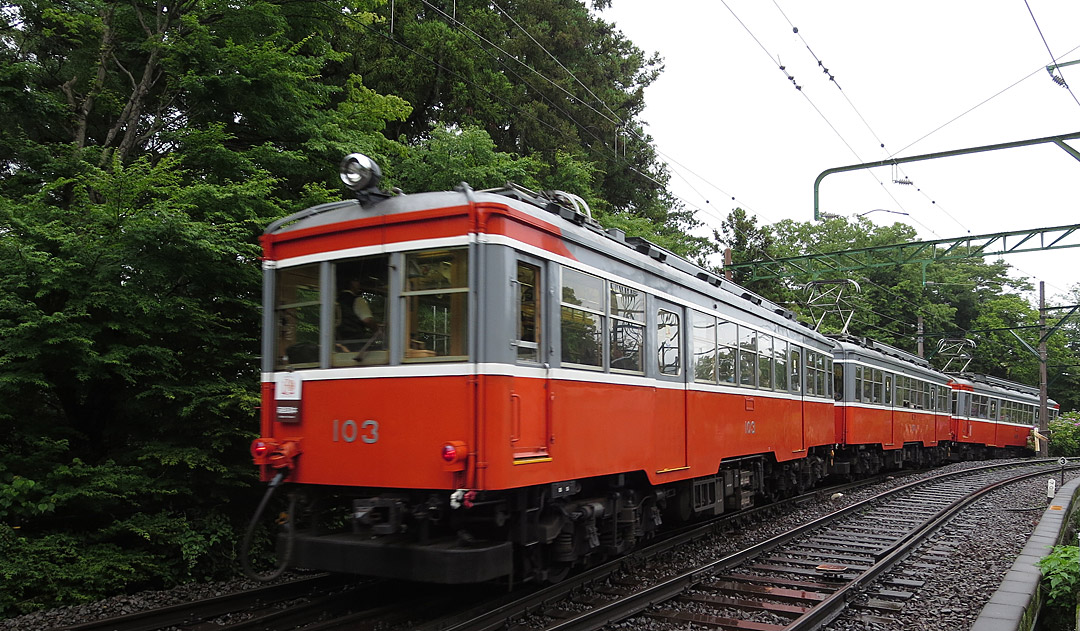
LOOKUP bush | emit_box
[1037,544,1080,630]
[1049,411,1080,457]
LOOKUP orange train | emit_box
[247,154,1059,584]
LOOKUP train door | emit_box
[654,300,688,471]
[791,347,805,449]
[510,258,550,461]
[958,392,973,439]
[884,372,896,447]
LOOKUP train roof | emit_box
[265,180,832,345]
[950,372,1049,400]
[830,335,936,371]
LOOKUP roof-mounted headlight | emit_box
[339,153,382,192]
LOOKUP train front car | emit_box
[252,156,508,583]
[830,338,952,473]
[249,154,840,585]
[949,374,1044,456]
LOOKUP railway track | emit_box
[53,573,359,631]
[52,573,488,631]
[422,459,1066,631]
[46,459,1060,631]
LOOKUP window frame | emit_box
[401,247,470,362]
[514,259,544,364]
[559,267,606,370]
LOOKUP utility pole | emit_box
[917,316,924,358]
[1039,282,1049,457]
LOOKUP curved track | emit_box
[422,459,1068,631]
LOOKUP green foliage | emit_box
[0,511,237,616]
[722,213,1080,405]
[349,0,698,253]
[1037,545,1080,609]
[0,0,416,616]
[1049,412,1080,457]
[1,0,711,615]
[394,126,544,192]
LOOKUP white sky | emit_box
[597,0,1080,303]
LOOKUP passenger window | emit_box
[774,340,788,391]
[657,309,681,376]
[404,248,469,361]
[816,354,827,398]
[275,264,321,370]
[739,328,757,387]
[692,311,716,383]
[516,262,541,363]
[872,369,882,404]
[609,283,644,373]
[333,254,389,366]
[758,334,773,389]
[560,268,603,368]
[717,321,737,384]
[805,350,816,396]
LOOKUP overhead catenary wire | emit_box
[345,1,1063,342]
[717,0,949,239]
[769,0,972,237]
[893,42,1080,156]
[1023,0,1080,111]
[487,0,625,126]
[413,0,621,130]
[671,4,1075,296]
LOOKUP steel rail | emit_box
[416,474,903,631]
[55,574,351,631]
[785,466,1063,630]
[538,460,1067,631]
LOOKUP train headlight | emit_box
[339,153,382,191]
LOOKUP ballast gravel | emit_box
[822,472,1074,631]
[0,459,1070,631]
[602,460,1072,631]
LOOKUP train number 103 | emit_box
[332,419,379,444]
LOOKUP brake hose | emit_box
[240,471,297,581]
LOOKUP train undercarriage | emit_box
[270,442,1029,584]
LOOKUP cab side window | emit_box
[657,309,681,376]
[739,328,757,387]
[516,262,542,363]
[717,321,738,384]
[790,348,802,393]
[609,283,644,373]
[275,264,321,370]
[692,311,716,383]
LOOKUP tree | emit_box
[336,0,706,254]
[0,0,414,614]
[714,208,789,304]
[0,0,723,613]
